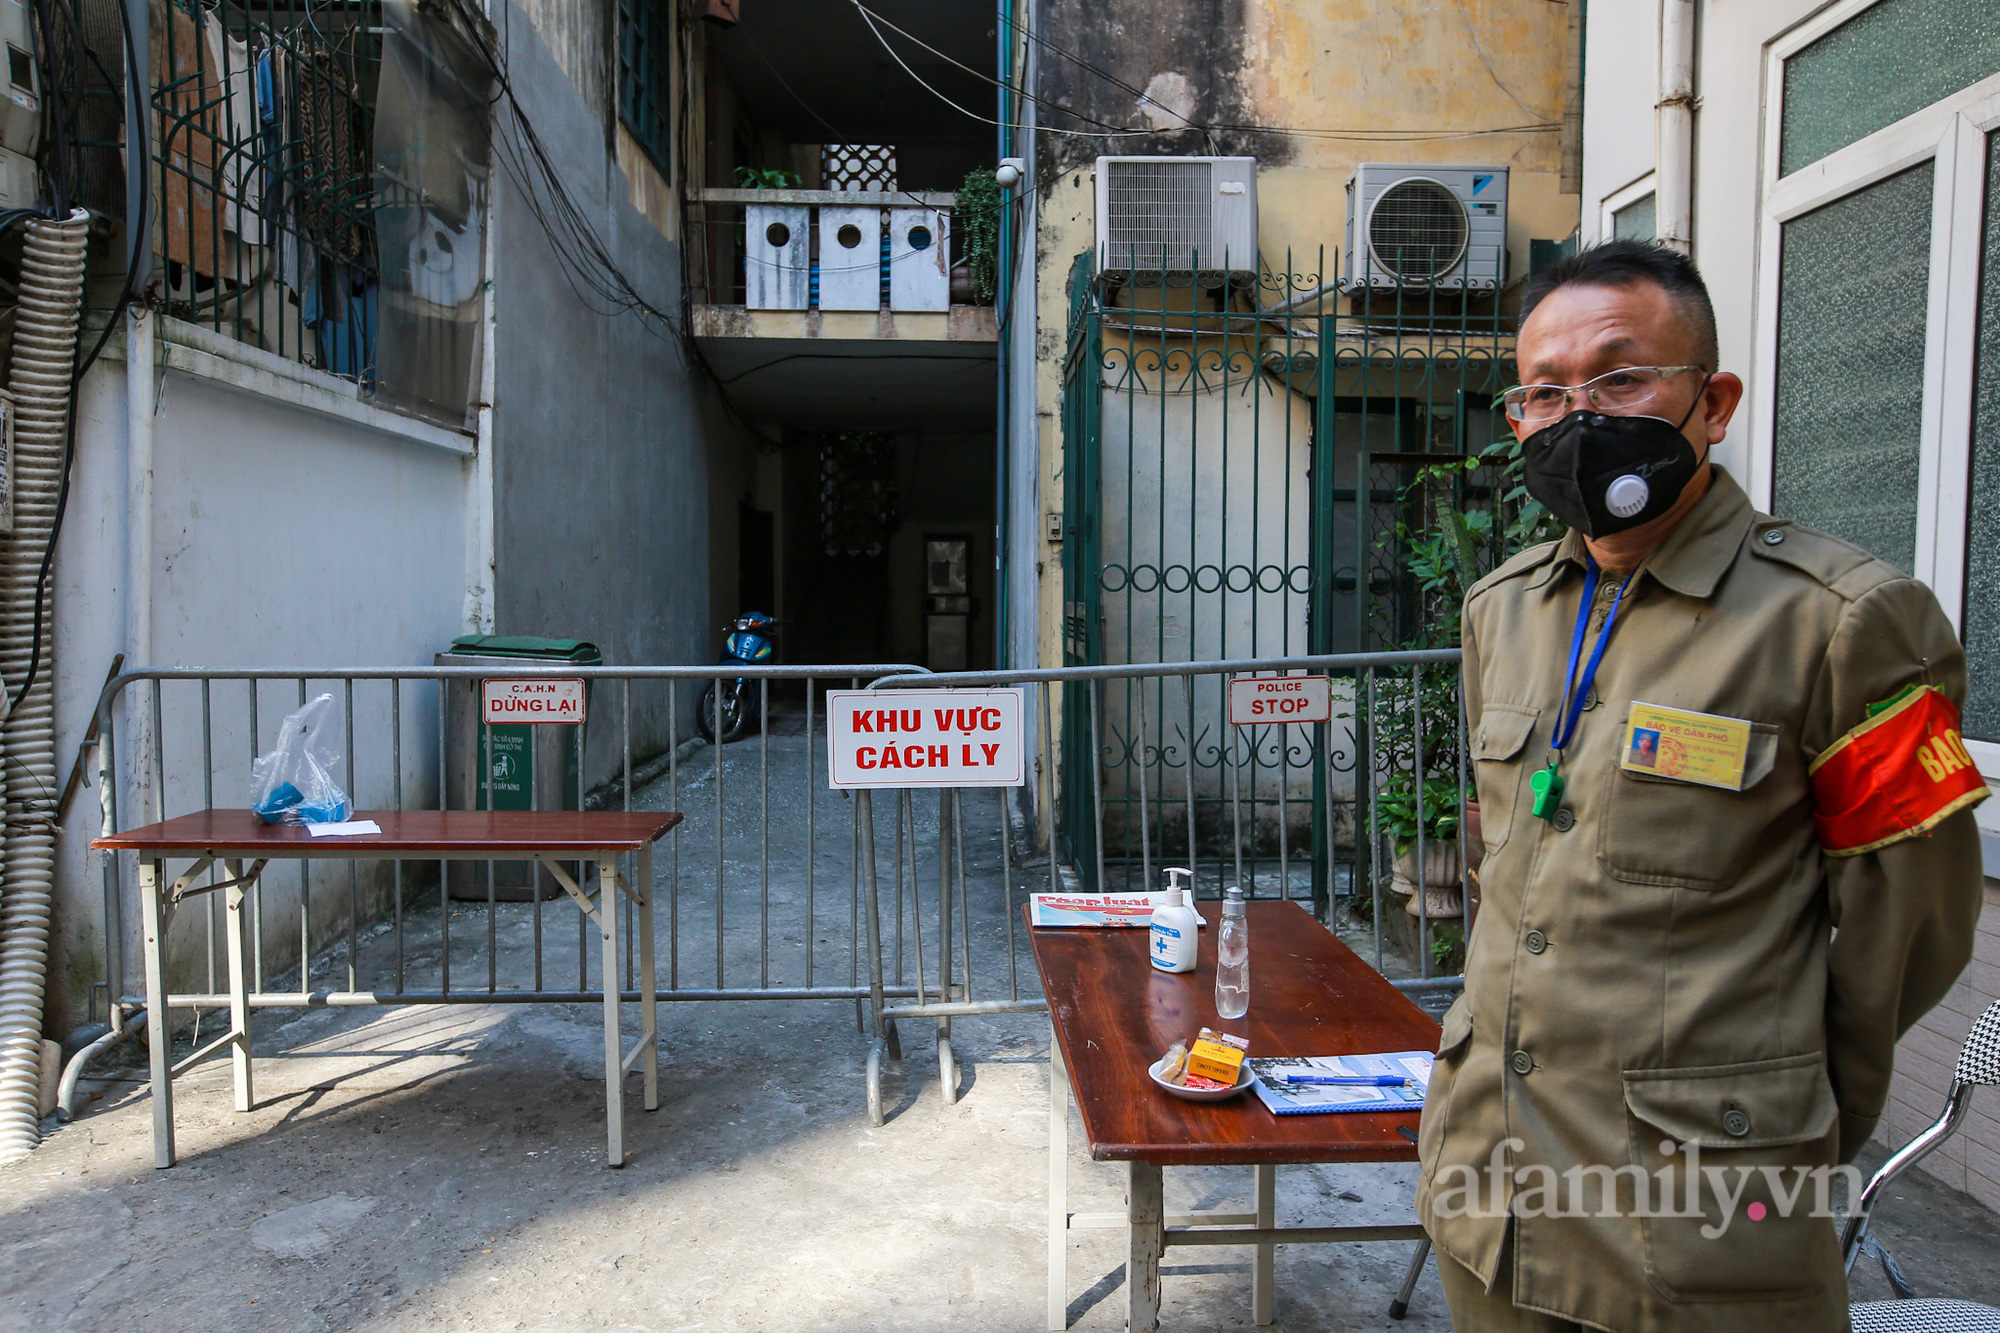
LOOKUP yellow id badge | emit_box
[1621,702,1753,790]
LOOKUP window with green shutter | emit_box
[619,0,673,174]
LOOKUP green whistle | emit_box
[1530,763,1565,821]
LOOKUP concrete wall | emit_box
[51,338,474,1034]
[489,1,745,775]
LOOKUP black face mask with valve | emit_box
[1518,398,1707,539]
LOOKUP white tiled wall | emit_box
[1878,880,2000,1211]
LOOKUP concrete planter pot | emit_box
[1390,841,1461,895]
[1405,884,1466,920]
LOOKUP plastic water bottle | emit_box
[1215,884,1249,1018]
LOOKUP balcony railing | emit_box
[151,0,382,380]
[686,187,983,313]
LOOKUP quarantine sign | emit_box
[826,689,1026,788]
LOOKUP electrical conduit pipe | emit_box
[0,210,90,1164]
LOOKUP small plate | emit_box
[1148,1055,1255,1102]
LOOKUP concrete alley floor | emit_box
[5,718,1999,1331]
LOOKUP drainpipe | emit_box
[1656,0,1696,253]
[993,0,1010,670]
[0,210,91,1164]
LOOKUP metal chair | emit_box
[1843,998,2000,1330]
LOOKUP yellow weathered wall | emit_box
[1031,0,1578,676]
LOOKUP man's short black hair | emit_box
[1519,239,1720,370]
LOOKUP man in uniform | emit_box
[1416,240,1989,1331]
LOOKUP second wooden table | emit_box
[1032,899,1443,1331]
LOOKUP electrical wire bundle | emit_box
[431,0,683,350]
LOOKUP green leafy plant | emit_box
[735,166,800,189]
[1430,924,1466,974]
[956,167,1000,304]
[1376,770,1462,856]
[1368,412,1562,845]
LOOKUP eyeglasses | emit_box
[1499,365,1708,424]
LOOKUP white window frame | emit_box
[1752,3,2000,817]
[1601,172,1658,242]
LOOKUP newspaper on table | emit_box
[1248,1050,1435,1116]
[1028,892,1205,928]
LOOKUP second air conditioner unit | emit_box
[1096,156,1257,273]
[1344,164,1508,291]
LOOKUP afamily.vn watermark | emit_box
[1429,1138,1861,1239]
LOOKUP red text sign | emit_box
[1228,674,1333,725]
[483,678,587,725]
[826,689,1026,788]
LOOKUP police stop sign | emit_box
[1228,674,1333,725]
[826,689,1026,788]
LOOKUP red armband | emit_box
[1809,686,1990,857]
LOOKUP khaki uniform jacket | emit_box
[1415,468,1985,1332]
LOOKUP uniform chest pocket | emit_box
[1600,717,1790,889]
[1471,705,1540,859]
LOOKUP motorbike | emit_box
[697,611,777,744]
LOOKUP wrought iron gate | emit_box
[1058,248,1520,924]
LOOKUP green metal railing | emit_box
[1058,247,1519,939]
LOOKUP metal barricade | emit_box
[854,650,1469,1125]
[84,650,1469,1123]
[87,665,943,1037]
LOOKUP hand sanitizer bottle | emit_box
[1149,867,1199,973]
[1215,885,1249,1018]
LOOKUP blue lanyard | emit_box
[1551,559,1634,759]
[1529,559,1633,823]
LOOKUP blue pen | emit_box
[1275,1074,1413,1087]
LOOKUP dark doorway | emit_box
[738,502,775,614]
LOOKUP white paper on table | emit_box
[305,820,382,837]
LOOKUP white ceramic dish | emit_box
[1148,1055,1255,1102]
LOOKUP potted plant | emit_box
[1367,432,1563,926]
[1378,769,1465,919]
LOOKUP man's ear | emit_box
[1699,372,1746,446]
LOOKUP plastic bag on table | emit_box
[250,694,352,824]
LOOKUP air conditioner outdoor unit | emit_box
[1344,164,1508,291]
[1095,156,1257,272]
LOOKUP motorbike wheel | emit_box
[696,679,762,744]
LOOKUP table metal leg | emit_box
[1389,1236,1431,1320]
[1253,1163,1276,1325]
[1048,1023,1068,1332]
[638,844,658,1112]
[598,853,624,1167]
[223,859,254,1113]
[1127,1160,1164,1333]
[138,857,175,1168]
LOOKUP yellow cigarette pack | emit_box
[1186,1028,1248,1084]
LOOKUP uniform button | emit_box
[1524,929,1548,954]
[1582,688,1600,710]
[1510,1049,1534,1075]
[1551,807,1576,833]
[1763,529,1785,546]
[1723,1107,1752,1137]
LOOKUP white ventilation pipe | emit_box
[1655,0,1697,254]
[0,210,90,1164]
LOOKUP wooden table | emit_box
[1032,899,1443,1331]
[95,809,681,1170]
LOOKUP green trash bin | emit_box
[438,635,602,901]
